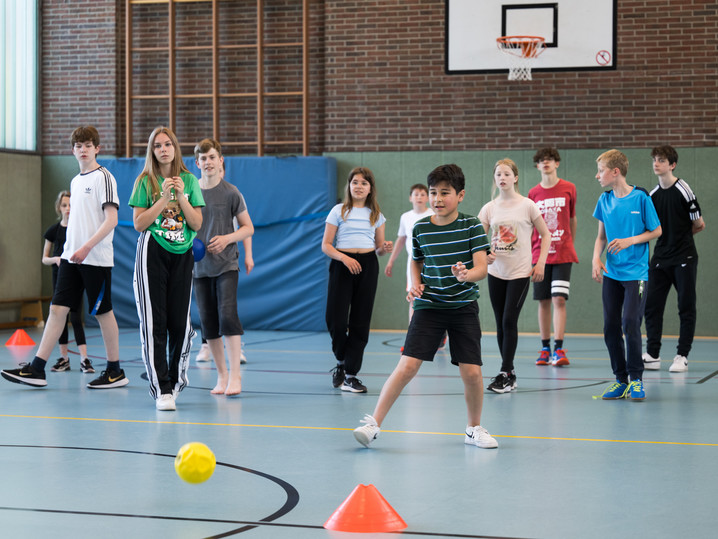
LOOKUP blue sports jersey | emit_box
[593,187,661,281]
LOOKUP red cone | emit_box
[5,329,35,346]
[324,484,407,533]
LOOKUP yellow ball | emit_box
[175,442,216,484]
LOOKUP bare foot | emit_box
[211,378,228,394]
[225,377,242,396]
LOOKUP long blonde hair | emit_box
[341,166,382,226]
[492,158,521,198]
[54,190,71,219]
[133,126,190,204]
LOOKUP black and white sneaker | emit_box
[51,357,71,372]
[87,369,129,389]
[331,364,345,388]
[487,372,517,394]
[341,376,367,393]
[1,364,47,387]
[80,359,95,373]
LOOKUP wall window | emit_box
[0,0,39,152]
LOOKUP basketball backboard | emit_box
[445,0,617,74]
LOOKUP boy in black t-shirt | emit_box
[642,145,705,373]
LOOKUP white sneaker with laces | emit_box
[156,393,176,411]
[353,414,380,447]
[669,355,688,373]
[464,425,498,449]
[642,352,661,370]
[196,343,211,362]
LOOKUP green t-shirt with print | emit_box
[128,171,205,254]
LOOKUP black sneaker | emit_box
[87,369,129,389]
[1,364,47,387]
[487,372,517,394]
[51,357,71,372]
[341,376,367,393]
[80,359,95,373]
[331,364,345,388]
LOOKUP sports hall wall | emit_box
[8,1,717,335]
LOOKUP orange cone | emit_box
[323,484,407,533]
[5,329,36,346]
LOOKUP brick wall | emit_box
[41,1,717,155]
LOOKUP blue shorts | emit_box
[403,302,482,366]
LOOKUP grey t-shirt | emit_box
[193,180,247,278]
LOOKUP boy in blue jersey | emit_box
[353,164,498,449]
[592,150,662,401]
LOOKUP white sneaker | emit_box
[196,343,211,362]
[156,393,176,411]
[464,425,498,449]
[669,355,688,373]
[353,414,380,447]
[642,352,661,370]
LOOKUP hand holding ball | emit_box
[175,442,216,483]
[192,238,206,262]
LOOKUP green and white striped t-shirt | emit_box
[411,212,489,310]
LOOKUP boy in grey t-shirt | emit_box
[193,138,254,396]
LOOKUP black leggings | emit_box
[488,274,531,373]
[325,251,379,377]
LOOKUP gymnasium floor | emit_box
[0,327,716,539]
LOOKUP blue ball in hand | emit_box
[192,238,206,262]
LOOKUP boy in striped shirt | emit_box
[353,164,498,449]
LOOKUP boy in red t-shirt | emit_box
[528,148,579,366]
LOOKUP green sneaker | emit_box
[601,380,629,400]
[628,379,645,401]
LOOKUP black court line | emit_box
[696,370,718,384]
[0,444,299,538]
[0,506,533,539]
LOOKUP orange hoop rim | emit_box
[496,35,546,58]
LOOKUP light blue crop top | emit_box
[326,204,386,250]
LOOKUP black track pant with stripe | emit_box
[134,232,195,399]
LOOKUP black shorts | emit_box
[533,263,573,300]
[403,301,482,366]
[52,260,113,315]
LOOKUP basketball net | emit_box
[496,36,546,81]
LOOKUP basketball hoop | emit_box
[496,36,546,81]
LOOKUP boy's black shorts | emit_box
[532,262,573,300]
[52,260,113,315]
[403,301,482,366]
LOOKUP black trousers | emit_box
[488,274,531,373]
[644,262,697,358]
[134,232,195,398]
[602,276,646,383]
[325,251,379,377]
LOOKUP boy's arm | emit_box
[206,209,254,255]
[606,225,662,254]
[242,237,254,274]
[692,216,705,235]
[570,215,578,242]
[592,221,608,283]
[451,249,488,283]
[406,258,425,302]
[384,235,406,277]
[70,204,118,264]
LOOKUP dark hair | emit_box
[194,138,223,160]
[533,147,561,164]
[650,145,678,166]
[409,183,428,195]
[427,164,465,193]
[70,126,100,147]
